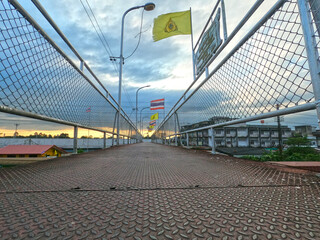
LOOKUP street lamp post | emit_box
[142,116,150,137]
[136,85,150,131]
[117,3,155,145]
[140,106,149,132]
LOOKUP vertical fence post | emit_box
[221,0,228,41]
[186,133,189,147]
[175,113,181,146]
[205,67,209,78]
[276,104,283,159]
[103,132,106,149]
[80,61,84,72]
[112,112,118,146]
[174,114,178,146]
[211,128,216,154]
[73,126,78,154]
[298,0,320,129]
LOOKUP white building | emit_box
[183,124,292,148]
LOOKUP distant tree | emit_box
[243,133,319,162]
[54,133,70,138]
[286,134,311,147]
[28,133,52,138]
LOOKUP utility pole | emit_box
[14,123,19,138]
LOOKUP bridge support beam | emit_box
[73,126,78,154]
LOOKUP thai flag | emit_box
[150,98,164,110]
[150,120,156,126]
[86,107,91,112]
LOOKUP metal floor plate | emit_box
[0,143,319,239]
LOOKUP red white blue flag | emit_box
[86,107,91,112]
[150,98,164,110]
[150,120,156,126]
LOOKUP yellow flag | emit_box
[153,10,191,42]
[150,112,159,120]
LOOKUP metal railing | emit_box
[0,0,141,145]
[152,0,320,149]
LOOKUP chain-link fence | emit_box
[0,0,138,139]
[153,0,320,145]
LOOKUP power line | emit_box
[124,9,145,59]
[84,0,115,58]
[79,0,119,74]
[79,0,141,112]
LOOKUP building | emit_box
[181,116,235,132]
[182,124,292,148]
[214,124,292,148]
[295,125,316,136]
[0,145,67,158]
[312,130,320,148]
[295,125,319,148]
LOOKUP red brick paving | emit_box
[269,161,320,173]
[0,142,319,239]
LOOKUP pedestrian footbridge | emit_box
[0,143,319,239]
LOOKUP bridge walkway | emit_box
[0,142,319,239]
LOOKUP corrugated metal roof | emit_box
[0,145,66,155]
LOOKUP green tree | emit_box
[286,134,311,147]
[242,134,319,162]
[54,133,70,138]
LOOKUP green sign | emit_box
[195,8,222,75]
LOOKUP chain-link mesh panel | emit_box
[0,1,134,137]
[174,0,317,129]
[154,114,176,141]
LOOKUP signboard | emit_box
[195,8,222,75]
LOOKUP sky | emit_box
[0,0,319,137]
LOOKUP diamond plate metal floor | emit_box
[0,142,319,239]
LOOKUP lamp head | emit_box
[144,2,155,11]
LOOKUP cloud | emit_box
[3,0,318,134]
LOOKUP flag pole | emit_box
[164,98,166,128]
[190,7,196,82]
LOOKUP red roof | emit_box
[0,145,66,155]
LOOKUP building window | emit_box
[7,155,16,158]
[19,155,25,158]
[29,154,37,157]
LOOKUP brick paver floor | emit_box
[0,142,320,239]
